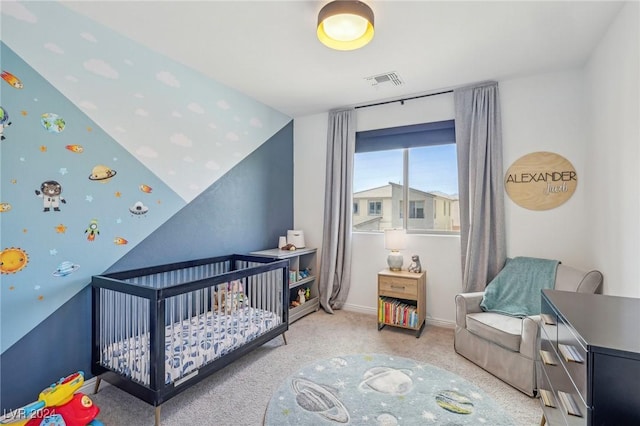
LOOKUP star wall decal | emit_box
[85,195,93,202]
[55,224,67,233]
[59,168,68,175]
[40,145,47,152]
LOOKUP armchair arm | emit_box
[520,315,541,358]
[455,292,485,328]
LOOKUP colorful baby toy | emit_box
[0,372,103,426]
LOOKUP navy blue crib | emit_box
[91,254,289,425]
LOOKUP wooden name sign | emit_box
[504,152,577,210]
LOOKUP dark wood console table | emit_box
[538,289,640,425]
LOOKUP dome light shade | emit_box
[317,1,375,51]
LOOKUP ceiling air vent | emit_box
[365,71,404,87]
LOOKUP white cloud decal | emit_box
[79,101,97,110]
[124,59,134,66]
[250,117,263,128]
[226,132,240,142]
[170,133,193,147]
[1,1,37,23]
[217,100,231,110]
[187,102,205,114]
[65,75,78,82]
[44,43,64,54]
[183,156,195,163]
[115,126,127,133]
[205,160,220,170]
[135,108,149,117]
[84,59,119,79]
[134,93,144,99]
[172,111,182,118]
[208,123,217,129]
[80,32,97,42]
[136,146,159,158]
[157,71,180,88]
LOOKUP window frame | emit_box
[354,119,459,235]
[368,200,382,216]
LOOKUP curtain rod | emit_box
[354,89,454,110]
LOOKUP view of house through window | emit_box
[352,121,459,234]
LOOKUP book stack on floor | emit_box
[378,297,419,328]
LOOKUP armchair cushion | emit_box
[466,312,522,352]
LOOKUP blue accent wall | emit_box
[107,121,294,271]
[0,287,92,413]
[0,124,293,411]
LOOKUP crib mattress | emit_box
[101,307,280,385]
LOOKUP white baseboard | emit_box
[342,302,376,316]
[341,303,455,329]
[81,376,110,395]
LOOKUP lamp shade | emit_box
[384,229,406,250]
[317,1,375,51]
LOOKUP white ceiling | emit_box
[60,1,624,118]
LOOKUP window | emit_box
[411,201,425,219]
[353,120,459,234]
[400,200,425,219]
[353,202,359,215]
[368,200,382,216]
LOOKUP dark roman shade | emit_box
[355,119,455,153]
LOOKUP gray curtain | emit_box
[319,109,355,313]
[454,82,506,292]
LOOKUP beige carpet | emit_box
[90,309,542,425]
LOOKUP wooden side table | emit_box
[377,269,426,338]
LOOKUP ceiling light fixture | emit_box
[317,1,375,51]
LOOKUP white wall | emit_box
[294,71,599,325]
[293,2,640,323]
[501,70,591,269]
[585,1,640,297]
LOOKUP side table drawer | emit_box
[378,275,417,298]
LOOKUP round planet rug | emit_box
[264,353,516,425]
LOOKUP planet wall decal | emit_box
[52,260,80,277]
[88,164,117,182]
[40,113,65,133]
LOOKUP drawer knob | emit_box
[558,344,584,363]
[539,389,556,408]
[539,350,557,366]
[558,391,582,417]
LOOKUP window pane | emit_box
[353,149,403,231]
[353,121,459,235]
[408,145,459,232]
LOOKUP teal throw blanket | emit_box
[480,257,559,317]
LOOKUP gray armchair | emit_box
[454,264,603,396]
